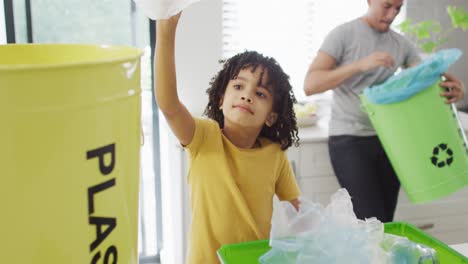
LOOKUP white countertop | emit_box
[297,115,330,143]
[298,111,468,143]
[450,243,468,257]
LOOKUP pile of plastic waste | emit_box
[260,189,439,264]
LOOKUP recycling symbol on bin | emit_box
[430,143,454,168]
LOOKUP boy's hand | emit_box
[289,198,301,212]
[440,73,465,104]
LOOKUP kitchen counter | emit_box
[298,110,468,142]
[297,115,330,143]
[450,243,468,257]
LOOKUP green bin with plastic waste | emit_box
[217,222,468,264]
[360,49,468,203]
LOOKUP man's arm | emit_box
[155,13,195,146]
[303,51,396,96]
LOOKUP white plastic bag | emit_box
[382,234,439,264]
[133,0,200,20]
[262,189,440,264]
[261,189,388,264]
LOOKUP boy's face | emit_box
[220,66,278,129]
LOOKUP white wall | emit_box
[0,0,6,44]
[175,0,223,116]
[406,0,468,110]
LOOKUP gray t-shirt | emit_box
[320,18,420,136]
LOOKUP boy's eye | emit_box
[233,84,241,90]
[256,91,266,98]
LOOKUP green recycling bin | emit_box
[360,52,468,203]
[217,222,468,264]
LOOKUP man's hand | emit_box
[357,51,395,72]
[440,73,465,104]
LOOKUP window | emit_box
[4,1,161,263]
[222,0,405,102]
[0,1,5,43]
[223,0,316,102]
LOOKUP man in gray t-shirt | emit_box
[303,0,465,222]
[319,17,420,136]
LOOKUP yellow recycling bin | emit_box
[0,44,143,263]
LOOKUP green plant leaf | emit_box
[398,19,412,33]
[421,41,437,53]
[416,22,432,39]
[447,5,468,31]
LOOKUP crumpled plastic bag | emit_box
[133,0,200,20]
[382,234,439,264]
[260,189,439,264]
[364,48,462,104]
[260,189,388,264]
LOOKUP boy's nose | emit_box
[241,96,252,103]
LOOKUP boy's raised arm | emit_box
[155,13,195,146]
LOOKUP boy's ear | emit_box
[219,96,224,110]
[265,112,278,127]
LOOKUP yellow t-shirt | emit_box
[185,118,301,264]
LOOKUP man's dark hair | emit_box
[203,50,299,150]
